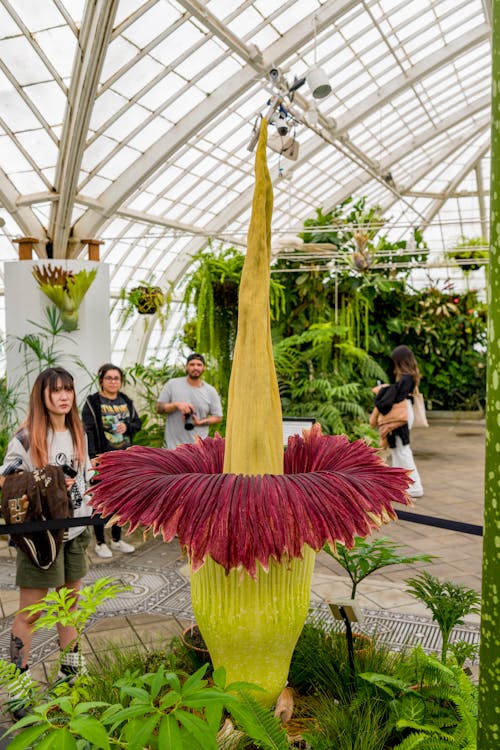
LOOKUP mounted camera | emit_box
[268,67,280,84]
[274,112,289,136]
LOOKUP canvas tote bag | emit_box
[412,388,429,428]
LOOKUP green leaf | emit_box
[70,717,110,749]
[180,664,208,696]
[3,724,48,749]
[33,728,78,749]
[158,714,183,749]
[126,714,161,750]
[175,708,217,750]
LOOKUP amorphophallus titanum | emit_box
[90,119,411,704]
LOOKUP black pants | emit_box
[93,515,121,544]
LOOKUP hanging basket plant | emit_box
[119,282,169,328]
[32,265,97,332]
[130,285,164,314]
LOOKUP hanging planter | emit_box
[119,283,169,327]
[32,265,97,332]
[130,285,164,314]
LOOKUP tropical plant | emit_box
[182,243,285,396]
[124,359,183,446]
[0,375,18,463]
[405,571,481,662]
[119,281,170,328]
[324,536,435,600]
[299,197,428,275]
[32,264,97,332]
[9,305,96,407]
[4,664,290,750]
[89,121,411,705]
[360,647,478,749]
[447,235,488,274]
[22,578,130,680]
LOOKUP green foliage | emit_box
[182,244,285,396]
[0,375,18,463]
[118,281,171,328]
[299,198,428,276]
[33,266,97,332]
[3,663,289,750]
[124,358,183,446]
[405,572,481,662]
[288,620,403,704]
[324,536,435,599]
[361,648,478,749]
[303,694,392,750]
[22,578,130,680]
[447,236,488,274]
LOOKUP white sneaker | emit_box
[110,539,135,554]
[95,543,112,558]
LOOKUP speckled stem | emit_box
[191,547,316,705]
[477,4,500,746]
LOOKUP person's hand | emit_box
[64,477,75,491]
[177,401,194,415]
[372,383,388,394]
[114,422,126,435]
[192,414,206,427]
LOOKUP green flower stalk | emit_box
[90,120,411,705]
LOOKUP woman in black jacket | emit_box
[82,363,142,557]
[373,345,424,498]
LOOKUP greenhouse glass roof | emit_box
[0,0,492,365]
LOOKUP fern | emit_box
[227,690,289,750]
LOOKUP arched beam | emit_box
[49,0,119,258]
[0,169,46,253]
[72,0,359,250]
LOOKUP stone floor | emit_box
[0,417,484,732]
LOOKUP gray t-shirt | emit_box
[158,377,223,449]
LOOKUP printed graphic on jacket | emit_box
[100,401,131,449]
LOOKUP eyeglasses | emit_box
[103,376,121,381]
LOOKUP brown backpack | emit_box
[1,465,73,569]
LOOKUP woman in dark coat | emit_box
[82,363,141,556]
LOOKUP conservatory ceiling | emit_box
[0,0,493,363]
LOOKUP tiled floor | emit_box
[0,417,484,730]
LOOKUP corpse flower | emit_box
[90,120,411,704]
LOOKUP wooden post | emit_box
[13,237,39,260]
[81,239,104,261]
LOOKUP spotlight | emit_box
[306,66,332,99]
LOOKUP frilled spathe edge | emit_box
[89,425,411,577]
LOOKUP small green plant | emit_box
[4,664,289,750]
[22,577,130,677]
[324,535,434,599]
[405,571,480,662]
[360,647,478,749]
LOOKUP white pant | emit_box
[391,400,424,497]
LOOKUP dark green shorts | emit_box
[15,527,91,589]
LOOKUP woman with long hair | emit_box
[372,345,424,497]
[0,367,93,717]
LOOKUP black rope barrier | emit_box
[0,511,484,537]
[397,510,483,536]
[0,516,103,535]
